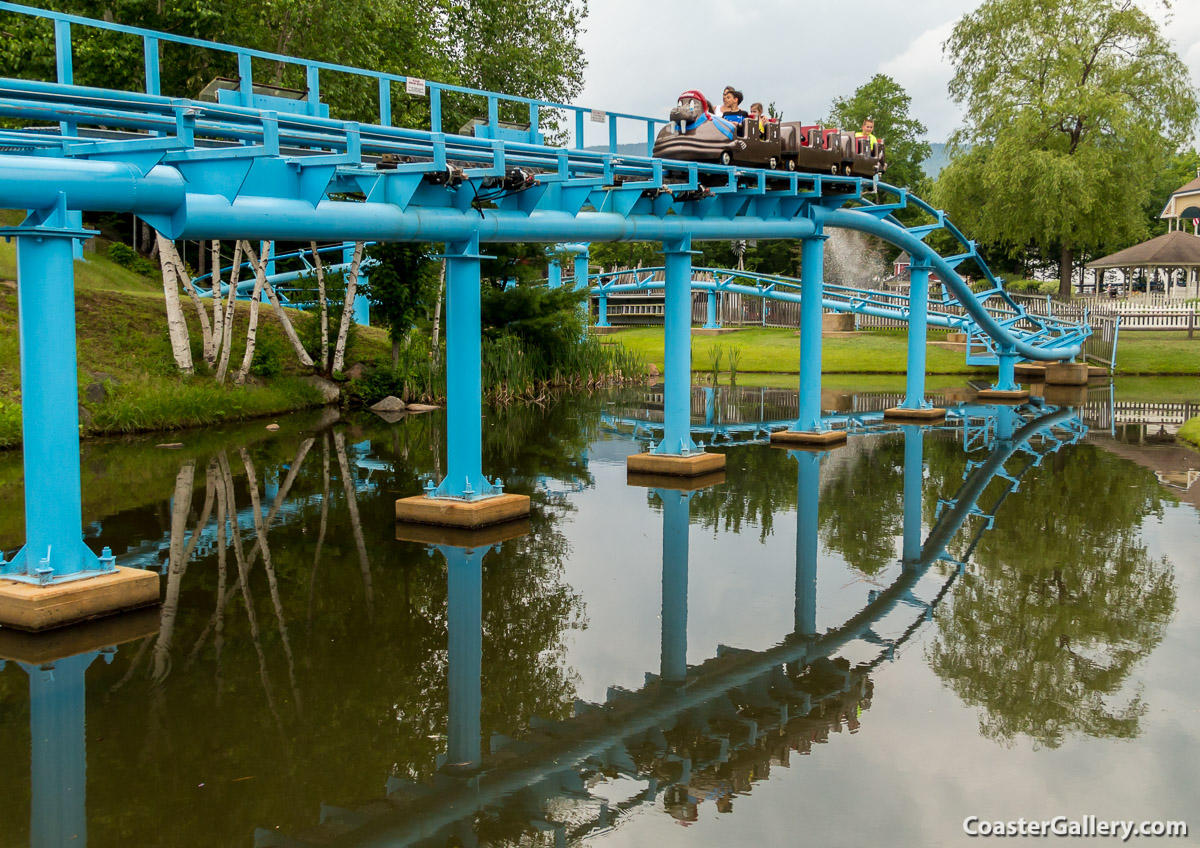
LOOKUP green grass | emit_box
[0,230,393,446]
[605,327,991,375]
[1110,377,1200,402]
[1180,416,1200,449]
[1115,335,1200,375]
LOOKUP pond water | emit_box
[0,381,1197,847]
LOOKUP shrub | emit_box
[106,242,159,277]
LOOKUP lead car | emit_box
[651,90,887,178]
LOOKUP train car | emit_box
[652,91,886,178]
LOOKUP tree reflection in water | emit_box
[927,445,1176,748]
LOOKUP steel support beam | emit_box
[443,544,483,770]
[704,289,718,329]
[902,425,923,568]
[0,202,116,583]
[25,653,94,848]
[795,451,820,637]
[795,232,828,432]
[432,234,502,500]
[902,263,932,409]
[654,236,698,456]
[660,489,690,685]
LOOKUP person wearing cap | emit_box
[720,86,748,123]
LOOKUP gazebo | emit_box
[1086,173,1200,298]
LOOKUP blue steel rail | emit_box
[0,3,1087,586]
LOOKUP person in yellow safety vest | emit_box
[856,117,879,153]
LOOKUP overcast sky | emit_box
[573,0,1200,145]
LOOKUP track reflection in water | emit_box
[0,391,1125,848]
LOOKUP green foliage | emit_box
[935,0,1199,296]
[363,242,441,360]
[482,244,548,290]
[1180,416,1200,448]
[0,0,587,135]
[105,242,159,277]
[294,268,358,367]
[250,329,284,377]
[0,399,19,448]
[482,282,587,365]
[827,73,932,196]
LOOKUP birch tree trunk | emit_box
[215,241,243,384]
[234,240,267,386]
[331,241,365,374]
[156,232,194,375]
[310,241,329,372]
[152,460,195,685]
[244,241,314,368]
[162,237,215,367]
[431,259,446,369]
[334,430,374,621]
[210,241,225,362]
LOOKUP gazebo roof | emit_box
[1086,230,1200,269]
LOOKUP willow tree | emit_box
[935,0,1197,297]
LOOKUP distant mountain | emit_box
[923,143,953,179]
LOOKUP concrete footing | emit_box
[1043,384,1089,407]
[590,326,622,335]
[769,428,848,447]
[396,517,530,548]
[823,313,855,333]
[975,388,1030,403]
[1088,365,1108,378]
[883,406,947,422]
[946,332,968,343]
[627,469,726,491]
[626,451,726,477]
[1045,362,1089,385]
[1015,363,1046,379]
[691,327,741,336]
[0,567,160,633]
[0,606,159,663]
[394,492,531,529]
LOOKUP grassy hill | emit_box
[0,211,391,447]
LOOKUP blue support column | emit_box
[432,235,502,500]
[659,489,690,685]
[573,250,589,291]
[795,232,829,433]
[703,386,715,426]
[595,289,611,328]
[902,263,932,409]
[901,425,924,568]
[794,451,820,637]
[23,652,96,848]
[994,350,1019,392]
[547,257,562,288]
[0,201,115,584]
[654,236,699,456]
[442,544,484,770]
[704,290,718,329]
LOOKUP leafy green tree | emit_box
[934,0,1198,298]
[1145,147,1200,238]
[364,242,441,367]
[481,283,586,366]
[827,73,932,197]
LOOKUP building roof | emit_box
[1086,230,1200,269]
[1159,175,1200,218]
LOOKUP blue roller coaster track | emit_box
[0,1,1090,588]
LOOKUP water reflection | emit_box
[0,389,1188,846]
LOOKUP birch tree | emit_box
[310,241,330,371]
[156,232,194,375]
[331,241,365,374]
[243,240,315,368]
[161,237,216,367]
[234,240,268,386]
[215,241,244,384]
